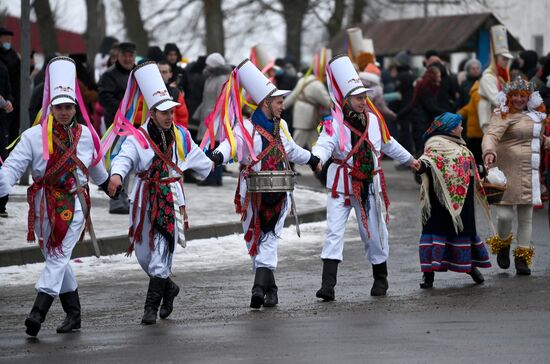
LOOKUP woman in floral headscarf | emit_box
[415,112,492,288]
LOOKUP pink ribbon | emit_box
[74,81,102,165]
[97,73,149,161]
[41,63,51,160]
[325,66,349,152]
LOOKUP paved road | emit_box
[1,163,549,363]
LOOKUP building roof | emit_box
[1,15,86,54]
[329,13,523,57]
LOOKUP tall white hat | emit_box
[237,59,289,104]
[133,61,179,111]
[347,27,367,57]
[328,55,369,98]
[49,56,77,106]
[491,25,513,59]
[363,38,375,55]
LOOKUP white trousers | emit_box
[495,204,533,247]
[243,197,290,271]
[133,209,174,278]
[36,209,85,296]
[321,192,389,265]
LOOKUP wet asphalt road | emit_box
[1,163,549,363]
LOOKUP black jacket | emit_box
[433,63,459,112]
[98,61,133,127]
[394,66,416,114]
[0,48,20,103]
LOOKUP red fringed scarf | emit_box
[27,122,90,256]
[127,127,182,257]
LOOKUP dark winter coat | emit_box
[98,61,133,128]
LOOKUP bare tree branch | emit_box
[146,0,198,22]
[255,0,283,14]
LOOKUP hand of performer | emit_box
[308,154,321,173]
[179,206,189,230]
[108,174,123,198]
[3,100,13,113]
[410,159,421,172]
[484,154,495,169]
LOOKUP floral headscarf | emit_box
[423,112,462,141]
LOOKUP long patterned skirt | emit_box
[419,234,491,273]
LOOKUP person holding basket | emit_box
[482,78,550,275]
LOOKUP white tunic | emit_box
[216,118,311,270]
[0,124,108,211]
[312,112,413,195]
[110,121,212,210]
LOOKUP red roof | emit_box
[2,15,86,54]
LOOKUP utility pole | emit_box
[19,0,31,185]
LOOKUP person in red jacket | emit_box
[158,60,189,127]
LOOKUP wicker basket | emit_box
[482,180,506,204]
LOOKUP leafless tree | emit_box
[120,0,149,54]
[326,0,346,39]
[203,0,225,54]
[256,0,310,65]
[350,0,366,25]
[32,0,58,55]
[84,0,106,69]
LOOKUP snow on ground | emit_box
[0,173,325,251]
[0,220,334,287]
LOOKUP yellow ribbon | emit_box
[223,76,237,158]
[47,114,54,155]
[173,123,185,161]
[279,120,293,142]
[140,98,148,126]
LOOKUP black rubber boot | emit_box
[419,272,435,289]
[316,259,339,301]
[25,292,54,337]
[159,278,180,319]
[371,262,389,296]
[141,277,167,325]
[56,290,81,333]
[467,267,485,284]
[514,257,531,276]
[263,270,278,308]
[497,245,511,269]
[250,267,270,309]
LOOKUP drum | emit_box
[247,170,296,193]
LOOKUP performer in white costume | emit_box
[108,62,213,324]
[312,55,418,299]
[208,59,320,309]
[0,57,110,336]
